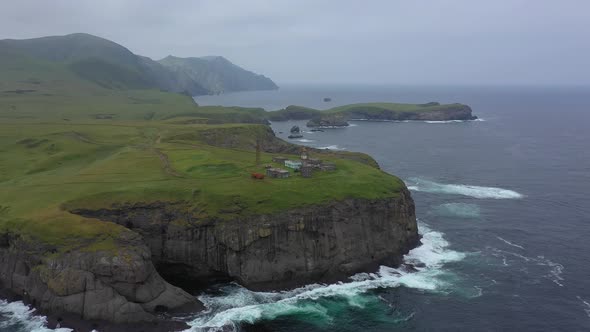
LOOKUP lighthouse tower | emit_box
[300,147,313,178]
[300,147,309,162]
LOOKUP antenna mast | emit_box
[255,136,261,165]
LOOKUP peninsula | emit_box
[0,33,419,330]
[269,102,478,127]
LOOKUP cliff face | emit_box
[70,189,419,290]
[0,229,197,324]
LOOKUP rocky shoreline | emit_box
[1,189,419,330]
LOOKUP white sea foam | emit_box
[577,296,590,318]
[317,145,345,150]
[184,222,465,331]
[407,178,523,199]
[496,236,525,250]
[349,119,484,123]
[489,247,565,287]
[296,138,315,143]
[0,299,72,332]
[424,120,466,124]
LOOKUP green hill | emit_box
[0,33,278,95]
[0,65,398,257]
[0,31,400,251]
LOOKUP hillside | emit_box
[159,55,278,94]
[0,45,417,328]
[0,33,277,95]
[0,48,271,123]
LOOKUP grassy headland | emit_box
[0,50,404,255]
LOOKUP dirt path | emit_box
[153,148,182,177]
[152,132,182,176]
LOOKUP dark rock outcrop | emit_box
[70,189,419,290]
[0,229,198,324]
[306,116,350,128]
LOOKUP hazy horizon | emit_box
[1,0,589,86]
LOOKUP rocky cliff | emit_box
[70,189,419,291]
[0,228,197,326]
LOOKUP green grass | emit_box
[0,111,404,254]
[0,55,405,254]
[324,102,465,114]
[267,102,469,121]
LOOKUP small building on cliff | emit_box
[272,156,288,163]
[285,160,302,170]
[304,158,322,167]
[266,168,290,178]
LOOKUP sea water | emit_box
[2,85,589,331]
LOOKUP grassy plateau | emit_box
[0,53,404,254]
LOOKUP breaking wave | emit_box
[0,299,72,332]
[577,296,590,318]
[296,138,315,143]
[496,236,525,250]
[488,243,565,287]
[184,222,465,331]
[407,178,523,199]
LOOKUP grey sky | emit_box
[1,0,588,85]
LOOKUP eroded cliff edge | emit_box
[0,229,197,326]
[71,189,419,291]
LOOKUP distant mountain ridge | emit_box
[158,55,278,94]
[0,33,278,95]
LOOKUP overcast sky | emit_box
[1,0,588,85]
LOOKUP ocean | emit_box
[2,85,589,331]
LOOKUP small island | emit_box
[268,102,478,127]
